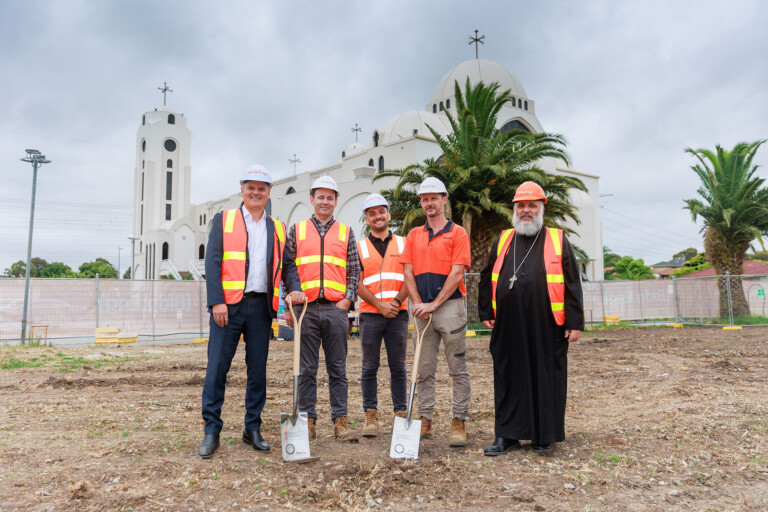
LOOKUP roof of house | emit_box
[683,260,768,278]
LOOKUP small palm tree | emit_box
[683,140,768,318]
[375,78,587,271]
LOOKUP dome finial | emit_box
[468,29,485,59]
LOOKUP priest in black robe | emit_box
[478,182,584,455]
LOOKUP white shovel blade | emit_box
[389,416,421,459]
[281,412,311,462]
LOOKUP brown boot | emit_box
[449,417,467,447]
[361,409,379,437]
[333,415,359,442]
[419,416,433,440]
[391,411,407,433]
[308,417,316,440]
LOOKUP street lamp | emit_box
[128,234,140,279]
[20,149,51,344]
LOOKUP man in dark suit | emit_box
[199,165,304,459]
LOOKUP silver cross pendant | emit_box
[509,274,517,289]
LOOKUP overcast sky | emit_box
[1,0,767,275]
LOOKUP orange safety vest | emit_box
[490,227,565,325]
[358,234,408,314]
[221,208,286,312]
[294,219,349,302]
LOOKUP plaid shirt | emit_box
[283,214,360,303]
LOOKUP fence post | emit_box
[95,273,100,329]
[600,281,606,321]
[151,279,156,341]
[672,276,680,323]
[725,271,734,326]
[637,280,645,323]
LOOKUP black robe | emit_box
[478,228,584,444]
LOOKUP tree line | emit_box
[2,257,124,279]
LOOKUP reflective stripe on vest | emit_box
[358,234,408,314]
[294,219,349,302]
[490,227,565,325]
[220,208,285,312]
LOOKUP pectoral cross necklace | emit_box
[510,228,542,289]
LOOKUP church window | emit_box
[142,115,145,125]
[165,204,172,220]
[141,172,144,200]
[142,160,145,169]
[140,205,143,235]
[166,172,172,200]
[500,120,531,133]
[203,214,206,224]
[413,129,418,136]
[164,139,177,152]
[518,99,522,108]
[378,156,384,171]
[368,159,374,167]
[511,96,516,106]
[446,99,451,109]
[199,244,205,259]
[439,102,444,111]
[433,104,437,113]
[142,140,146,152]
[341,151,346,158]
[286,187,295,195]
[168,114,175,125]
[167,159,172,168]
[162,242,169,260]
[524,101,528,110]
[373,131,379,148]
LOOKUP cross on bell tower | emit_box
[468,30,485,59]
[351,123,362,143]
[158,82,173,106]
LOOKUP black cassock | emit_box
[478,229,583,444]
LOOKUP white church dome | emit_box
[430,59,528,106]
[343,142,365,157]
[375,110,452,146]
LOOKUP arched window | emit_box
[142,115,145,125]
[167,159,172,168]
[524,101,528,110]
[341,151,346,158]
[286,187,295,195]
[199,215,202,225]
[511,97,516,106]
[439,101,444,111]
[433,104,437,113]
[203,214,206,224]
[168,114,175,124]
[378,156,384,171]
[518,99,522,108]
[166,172,172,200]
[500,120,531,133]
[373,131,379,147]
[368,159,374,167]
[162,242,169,260]
[199,244,205,259]
[142,160,145,169]
[142,139,146,152]
[165,204,172,220]
[446,99,451,109]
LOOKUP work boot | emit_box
[449,418,467,447]
[391,410,407,433]
[333,415,359,442]
[308,417,317,440]
[419,416,433,440]
[362,409,379,437]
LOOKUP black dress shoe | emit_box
[242,428,270,452]
[484,437,521,456]
[532,443,553,453]
[198,434,220,459]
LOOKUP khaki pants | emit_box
[414,297,471,421]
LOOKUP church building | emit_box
[131,58,603,281]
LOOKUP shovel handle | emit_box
[287,297,308,377]
[410,315,432,387]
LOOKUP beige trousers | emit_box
[414,297,471,421]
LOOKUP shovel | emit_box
[280,297,313,462]
[390,314,432,459]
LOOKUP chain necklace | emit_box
[509,228,542,289]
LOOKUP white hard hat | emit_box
[311,175,339,193]
[362,193,389,213]
[417,177,447,196]
[240,164,273,185]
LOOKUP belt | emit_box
[244,291,267,298]
[313,297,334,304]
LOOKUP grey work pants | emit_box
[415,297,471,421]
[296,301,350,421]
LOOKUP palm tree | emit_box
[374,78,587,271]
[683,140,768,318]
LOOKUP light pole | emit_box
[118,246,123,279]
[20,149,51,344]
[128,234,139,279]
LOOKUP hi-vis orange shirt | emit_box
[220,208,285,312]
[358,234,408,314]
[399,220,471,303]
[294,219,350,302]
[490,227,565,325]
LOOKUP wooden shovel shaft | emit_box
[405,315,432,422]
[287,298,307,377]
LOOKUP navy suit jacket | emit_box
[205,207,301,319]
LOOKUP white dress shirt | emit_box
[242,206,268,293]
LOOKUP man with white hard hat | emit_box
[400,176,472,447]
[282,175,361,442]
[199,165,304,459]
[355,193,409,437]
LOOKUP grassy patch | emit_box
[704,315,768,325]
[589,322,638,331]
[0,350,134,371]
[0,358,47,369]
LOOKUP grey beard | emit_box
[512,210,543,236]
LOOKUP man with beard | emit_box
[478,181,583,455]
[400,177,472,447]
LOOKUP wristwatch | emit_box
[392,298,401,306]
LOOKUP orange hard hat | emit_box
[513,181,547,203]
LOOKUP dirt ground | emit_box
[0,326,767,511]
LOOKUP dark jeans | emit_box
[201,294,271,435]
[296,302,350,421]
[359,310,408,412]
